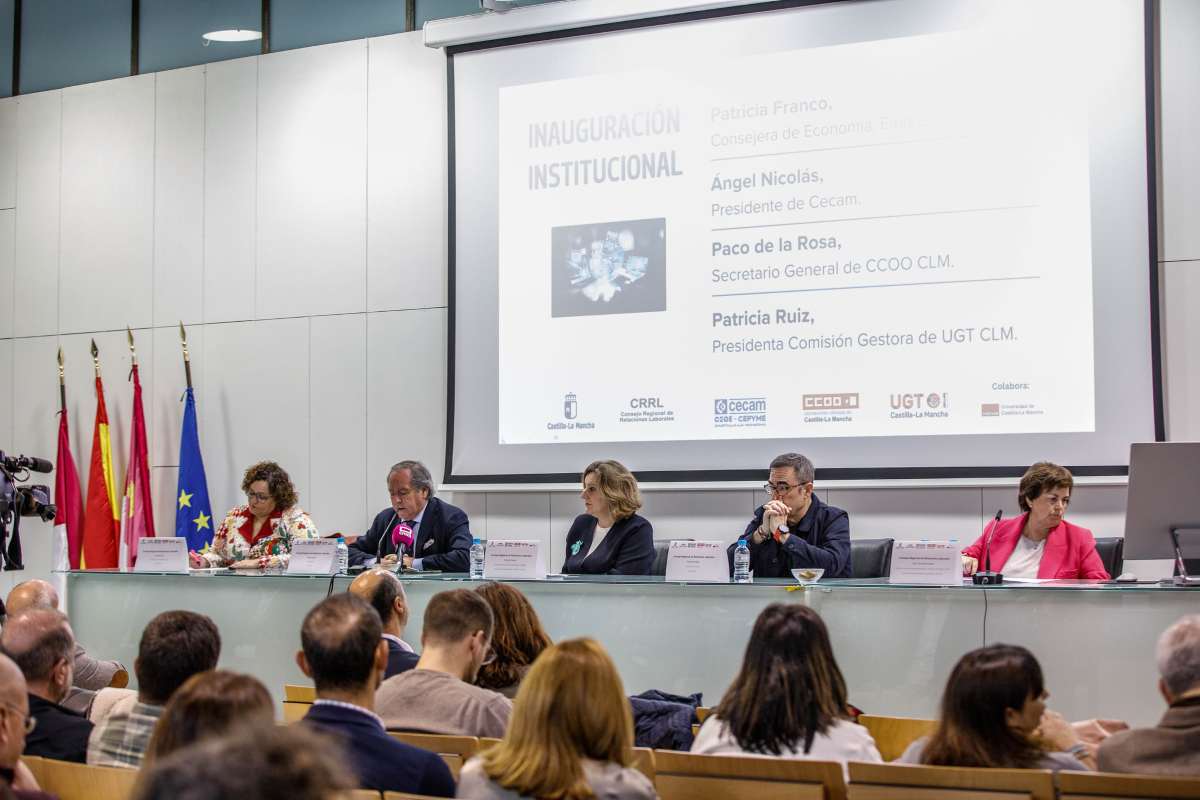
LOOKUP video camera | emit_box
[0,452,56,572]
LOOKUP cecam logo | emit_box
[803,393,859,410]
[714,398,766,414]
[889,392,949,410]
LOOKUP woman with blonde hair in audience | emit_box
[456,637,657,799]
[144,670,274,762]
[474,582,553,698]
[691,603,880,775]
[897,643,1093,771]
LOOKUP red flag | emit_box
[120,364,155,567]
[54,410,84,569]
[82,377,119,569]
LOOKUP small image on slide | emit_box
[551,218,666,317]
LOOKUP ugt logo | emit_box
[563,393,578,420]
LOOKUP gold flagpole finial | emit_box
[90,338,101,377]
[179,321,194,390]
[126,326,137,367]
[57,346,64,382]
[57,346,66,411]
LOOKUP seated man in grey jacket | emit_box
[1098,615,1200,776]
[5,580,127,713]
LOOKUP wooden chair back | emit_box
[696,706,712,722]
[282,700,312,723]
[388,732,479,778]
[653,750,846,800]
[20,755,45,785]
[1058,770,1200,799]
[630,747,656,783]
[284,684,316,701]
[847,761,1055,800]
[33,757,140,800]
[856,714,936,761]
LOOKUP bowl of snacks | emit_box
[790,567,825,585]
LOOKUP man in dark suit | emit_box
[0,607,93,762]
[349,569,419,678]
[348,460,472,572]
[297,593,454,796]
[1098,615,1200,775]
[727,452,851,579]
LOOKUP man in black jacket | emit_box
[0,608,93,762]
[348,460,473,572]
[728,452,851,579]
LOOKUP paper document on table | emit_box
[889,540,961,585]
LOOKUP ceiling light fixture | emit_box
[201,29,263,45]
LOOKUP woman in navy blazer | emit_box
[561,460,655,575]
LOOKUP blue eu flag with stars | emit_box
[175,387,214,551]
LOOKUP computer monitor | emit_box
[1123,442,1200,583]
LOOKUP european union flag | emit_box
[175,387,214,551]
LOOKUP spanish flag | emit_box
[82,376,119,568]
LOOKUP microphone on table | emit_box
[972,509,1004,585]
[391,523,414,561]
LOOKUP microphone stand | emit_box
[973,510,1004,585]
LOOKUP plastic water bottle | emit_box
[733,539,751,583]
[470,538,486,579]
[335,536,349,575]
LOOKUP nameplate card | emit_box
[483,539,545,581]
[890,540,961,585]
[135,537,189,574]
[665,540,729,582]
[287,539,339,576]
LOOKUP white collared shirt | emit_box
[1005,534,1046,579]
[381,633,414,653]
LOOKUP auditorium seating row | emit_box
[22,746,1200,800]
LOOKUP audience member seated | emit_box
[562,460,655,575]
[191,460,319,570]
[457,638,657,800]
[5,579,126,714]
[961,462,1109,580]
[0,608,92,762]
[349,568,418,678]
[349,460,473,572]
[691,604,880,775]
[729,452,851,579]
[297,593,454,796]
[1098,614,1200,775]
[144,670,273,763]
[132,722,353,800]
[377,589,511,738]
[0,653,54,800]
[474,582,552,698]
[88,610,221,768]
[898,643,1093,771]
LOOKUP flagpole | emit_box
[57,346,66,413]
[90,339,100,378]
[179,322,193,390]
[126,326,137,370]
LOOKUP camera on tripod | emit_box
[0,452,56,524]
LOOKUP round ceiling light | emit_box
[202,29,263,43]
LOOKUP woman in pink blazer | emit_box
[962,462,1110,580]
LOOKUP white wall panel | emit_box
[365,308,446,502]
[827,487,982,544]
[0,210,14,339]
[367,33,447,312]
[309,313,368,536]
[442,491,486,539]
[59,76,155,334]
[59,328,155,490]
[11,336,61,477]
[1161,0,1200,262]
[257,41,367,320]
[151,466,179,546]
[1163,260,1200,441]
[485,493,551,563]
[548,492,576,565]
[640,489,757,543]
[0,98,16,209]
[204,58,258,323]
[154,67,206,326]
[0,339,12,448]
[150,323,205,468]
[201,318,310,515]
[14,91,61,338]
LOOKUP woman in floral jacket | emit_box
[190,461,319,570]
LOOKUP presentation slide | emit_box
[449,0,1157,480]
[496,29,1094,445]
